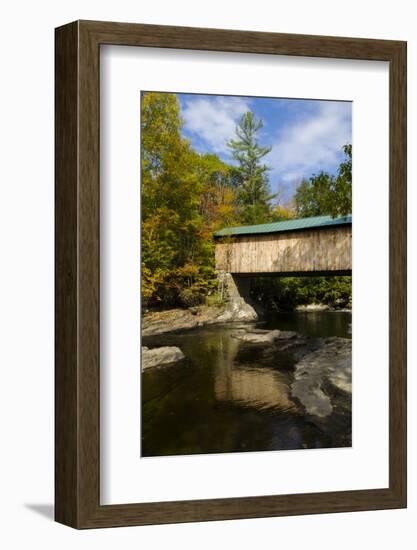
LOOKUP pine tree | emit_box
[227,112,274,224]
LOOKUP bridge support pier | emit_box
[217,270,259,320]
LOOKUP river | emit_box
[141,311,352,457]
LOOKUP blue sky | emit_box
[177,93,352,203]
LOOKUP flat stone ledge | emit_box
[142,346,185,371]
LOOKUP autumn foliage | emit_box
[141,92,352,309]
[141,92,239,307]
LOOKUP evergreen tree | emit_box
[227,112,274,224]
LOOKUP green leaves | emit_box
[251,276,352,311]
[141,93,240,307]
[141,94,352,310]
[294,144,352,218]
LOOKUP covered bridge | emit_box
[214,214,352,277]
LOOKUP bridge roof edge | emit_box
[214,214,352,238]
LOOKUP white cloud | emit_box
[269,101,352,185]
[182,96,250,154]
[181,96,351,201]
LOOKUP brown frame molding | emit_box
[55,20,407,529]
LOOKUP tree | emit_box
[141,93,352,311]
[196,153,239,231]
[228,112,274,224]
[141,92,205,306]
[294,172,333,218]
[294,144,352,218]
[141,93,239,308]
[331,144,352,217]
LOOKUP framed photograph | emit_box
[55,20,406,528]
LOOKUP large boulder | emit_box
[291,337,352,417]
[142,346,185,371]
[215,298,258,323]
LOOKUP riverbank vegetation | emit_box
[250,276,352,312]
[141,92,352,311]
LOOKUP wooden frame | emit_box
[55,20,407,529]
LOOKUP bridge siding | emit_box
[215,225,351,274]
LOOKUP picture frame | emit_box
[55,20,406,528]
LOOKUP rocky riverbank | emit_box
[228,327,352,421]
[142,301,257,336]
[142,308,352,409]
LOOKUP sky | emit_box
[177,93,352,203]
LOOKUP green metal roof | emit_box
[214,214,352,237]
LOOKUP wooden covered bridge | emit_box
[214,215,352,305]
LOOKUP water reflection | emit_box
[215,366,298,413]
[263,310,352,339]
[141,311,352,457]
[213,336,298,413]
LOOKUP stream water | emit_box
[141,311,352,457]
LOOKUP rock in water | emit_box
[291,337,352,417]
[295,304,330,312]
[231,329,282,344]
[142,346,185,371]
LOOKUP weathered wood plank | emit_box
[215,226,351,274]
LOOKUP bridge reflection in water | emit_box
[141,315,352,457]
[213,335,298,414]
